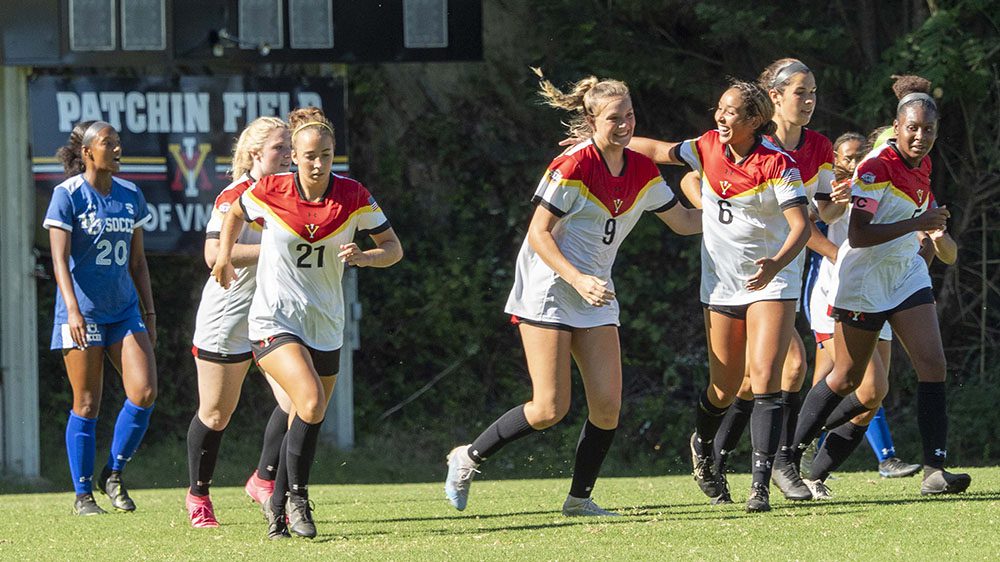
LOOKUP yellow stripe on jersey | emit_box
[312,206,375,244]
[853,181,891,195]
[245,190,303,240]
[616,176,665,215]
[886,183,925,206]
[802,162,833,189]
[686,140,704,173]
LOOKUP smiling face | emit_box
[771,71,816,127]
[292,127,335,186]
[83,126,121,173]
[588,95,635,150]
[714,88,759,147]
[254,127,292,176]
[894,104,938,164]
[834,138,863,175]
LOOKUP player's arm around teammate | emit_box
[213,107,401,539]
[444,71,696,517]
[46,121,157,516]
[185,117,297,528]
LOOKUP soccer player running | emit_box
[629,79,811,512]
[784,88,972,497]
[185,117,296,527]
[444,70,701,517]
[706,59,850,503]
[45,121,157,515]
[212,107,403,539]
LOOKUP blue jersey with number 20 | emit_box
[43,174,152,324]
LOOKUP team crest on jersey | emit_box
[78,210,101,235]
[125,203,134,215]
[916,189,925,203]
[860,172,876,184]
[219,202,231,214]
[720,180,732,195]
[305,223,319,239]
[613,198,623,213]
[548,169,562,184]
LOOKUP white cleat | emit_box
[444,445,480,511]
[561,495,621,517]
[804,478,833,500]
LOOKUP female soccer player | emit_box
[786,91,971,497]
[629,78,811,512]
[212,107,403,539]
[45,120,157,515]
[444,71,701,517]
[185,117,295,528]
[706,59,850,502]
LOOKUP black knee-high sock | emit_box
[569,420,616,499]
[270,434,290,514]
[777,390,803,459]
[694,391,728,457]
[750,393,782,487]
[468,405,535,463]
[257,405,288,481]
[285,416,323,497]
[712,397,753,474]
[791,379,845,464]
[810,422,868,481]
[821,393,867,432]
[187,415,224,497]
[917,382,948,469]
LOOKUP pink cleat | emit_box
[245,470,275,505]
[186,492,220,528]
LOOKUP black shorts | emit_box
[509,315,615,332]
[251,333,341,376]
[830,287,935,332]
[191,345,253,364]
[702,299,796,321]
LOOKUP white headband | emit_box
[897,92,937,113]
[81,121,114,147]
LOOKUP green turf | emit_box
[1,468,997,561]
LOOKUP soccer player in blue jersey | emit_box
[45,120,158,515]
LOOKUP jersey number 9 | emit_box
[603,218,616,245]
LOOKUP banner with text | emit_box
[30,75,348,254]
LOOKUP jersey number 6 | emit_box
[718,200,734,225]
[295,243,326,268]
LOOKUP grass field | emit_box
[2,468,998,561]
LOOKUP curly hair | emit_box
[288,106,335,147]
[55,120,97,176]
[533,67,630,140]
[727,78,776,135]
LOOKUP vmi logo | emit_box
[613,198,623,213]
[305,224,319,239]
[720,180,732,195]
[168,137,213,197]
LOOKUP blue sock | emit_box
[107,399,154,472]
[865,407,896,462]
[66,411,97,495]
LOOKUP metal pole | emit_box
[982,210,987,383]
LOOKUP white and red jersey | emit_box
[830,142,935,313]
[505,140,677,328]
[241,172,389,350]
[679,130,807,305]
[192,174,265,354]
[768,128,834,203]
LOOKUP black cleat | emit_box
[920,469,972,495]
[262,498,291,539]
[98,466,136,512]
[690,433,726,499]
[771,455,812,501]
[710,472,733,505]
[73,494,107,516]
[286,494,317,538]
[879,457,922,479]
[746,482,771,513]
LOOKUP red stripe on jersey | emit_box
[548,144,662,217]
[856,145,934,207]
[214,176,264,227]
[695,130,797,199]
[769,129,833,186]
[247,173,375,242]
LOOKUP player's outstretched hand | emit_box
[915,206,949,232]
[572,274,615,307]
[830,179,852,205]
[339,243,372,267]
[211,260,237,289]
[746,257,780,291]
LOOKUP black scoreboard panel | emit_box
[1,0,482,67]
